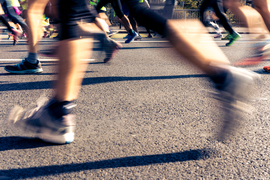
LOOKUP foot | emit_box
[4,58,43,74]
[226,32,241,46]
[134,34,142,41]
[213,65,260,141]
[147,34,153,38]
[214,33,223,38]
[103,38,122,63]
[123,34,130,39]
[263,65,270,72]
[221,34,230,40]
[8,98,76,144]
[234,40,270,66]
[125,31,138,43]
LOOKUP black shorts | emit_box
[58,0,97,40]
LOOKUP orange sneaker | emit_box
[263,65,270,72]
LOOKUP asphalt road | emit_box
[0,34,270,179]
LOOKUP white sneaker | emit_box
[8,98,76,144]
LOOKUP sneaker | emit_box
[147,34,153,38]
[125,31,138,43]
[103,38,122,63]
[234,39,270,66]
[134,34,142,41]
[213,65,260,141]
[214,33,223,38]
[8,98,76,144]
[4,58,43,74]
[226,32,241,46]
[263,65,270,72]
[221,34,230,40]
[123,34,130,39]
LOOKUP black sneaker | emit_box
[4,58,43,74]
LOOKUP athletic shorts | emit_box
[58,0,97,40]
[121,3,130,16]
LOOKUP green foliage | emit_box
[177,0,203,9]
[177,0,247,9]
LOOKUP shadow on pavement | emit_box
[0,136,58,151]
[0,147,213,179]
[120,46,171,50]
[0,74,207,91]
[0,71,95,76]
[253,69,270,74]
[0,64,57,68]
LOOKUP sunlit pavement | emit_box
[0,31,270,179]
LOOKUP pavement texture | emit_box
[0,33,270,179]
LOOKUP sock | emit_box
[47,99,77,119]
[26,53,38,64]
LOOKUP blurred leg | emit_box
[55,38,93,101]
[166,20,230,74]
[253,0,270,32]
[27,0,49,53]
[224,0,248,27]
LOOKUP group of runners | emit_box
[1,0,270,144]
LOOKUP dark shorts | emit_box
[58,0,97,40]
[121,3,130,16]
